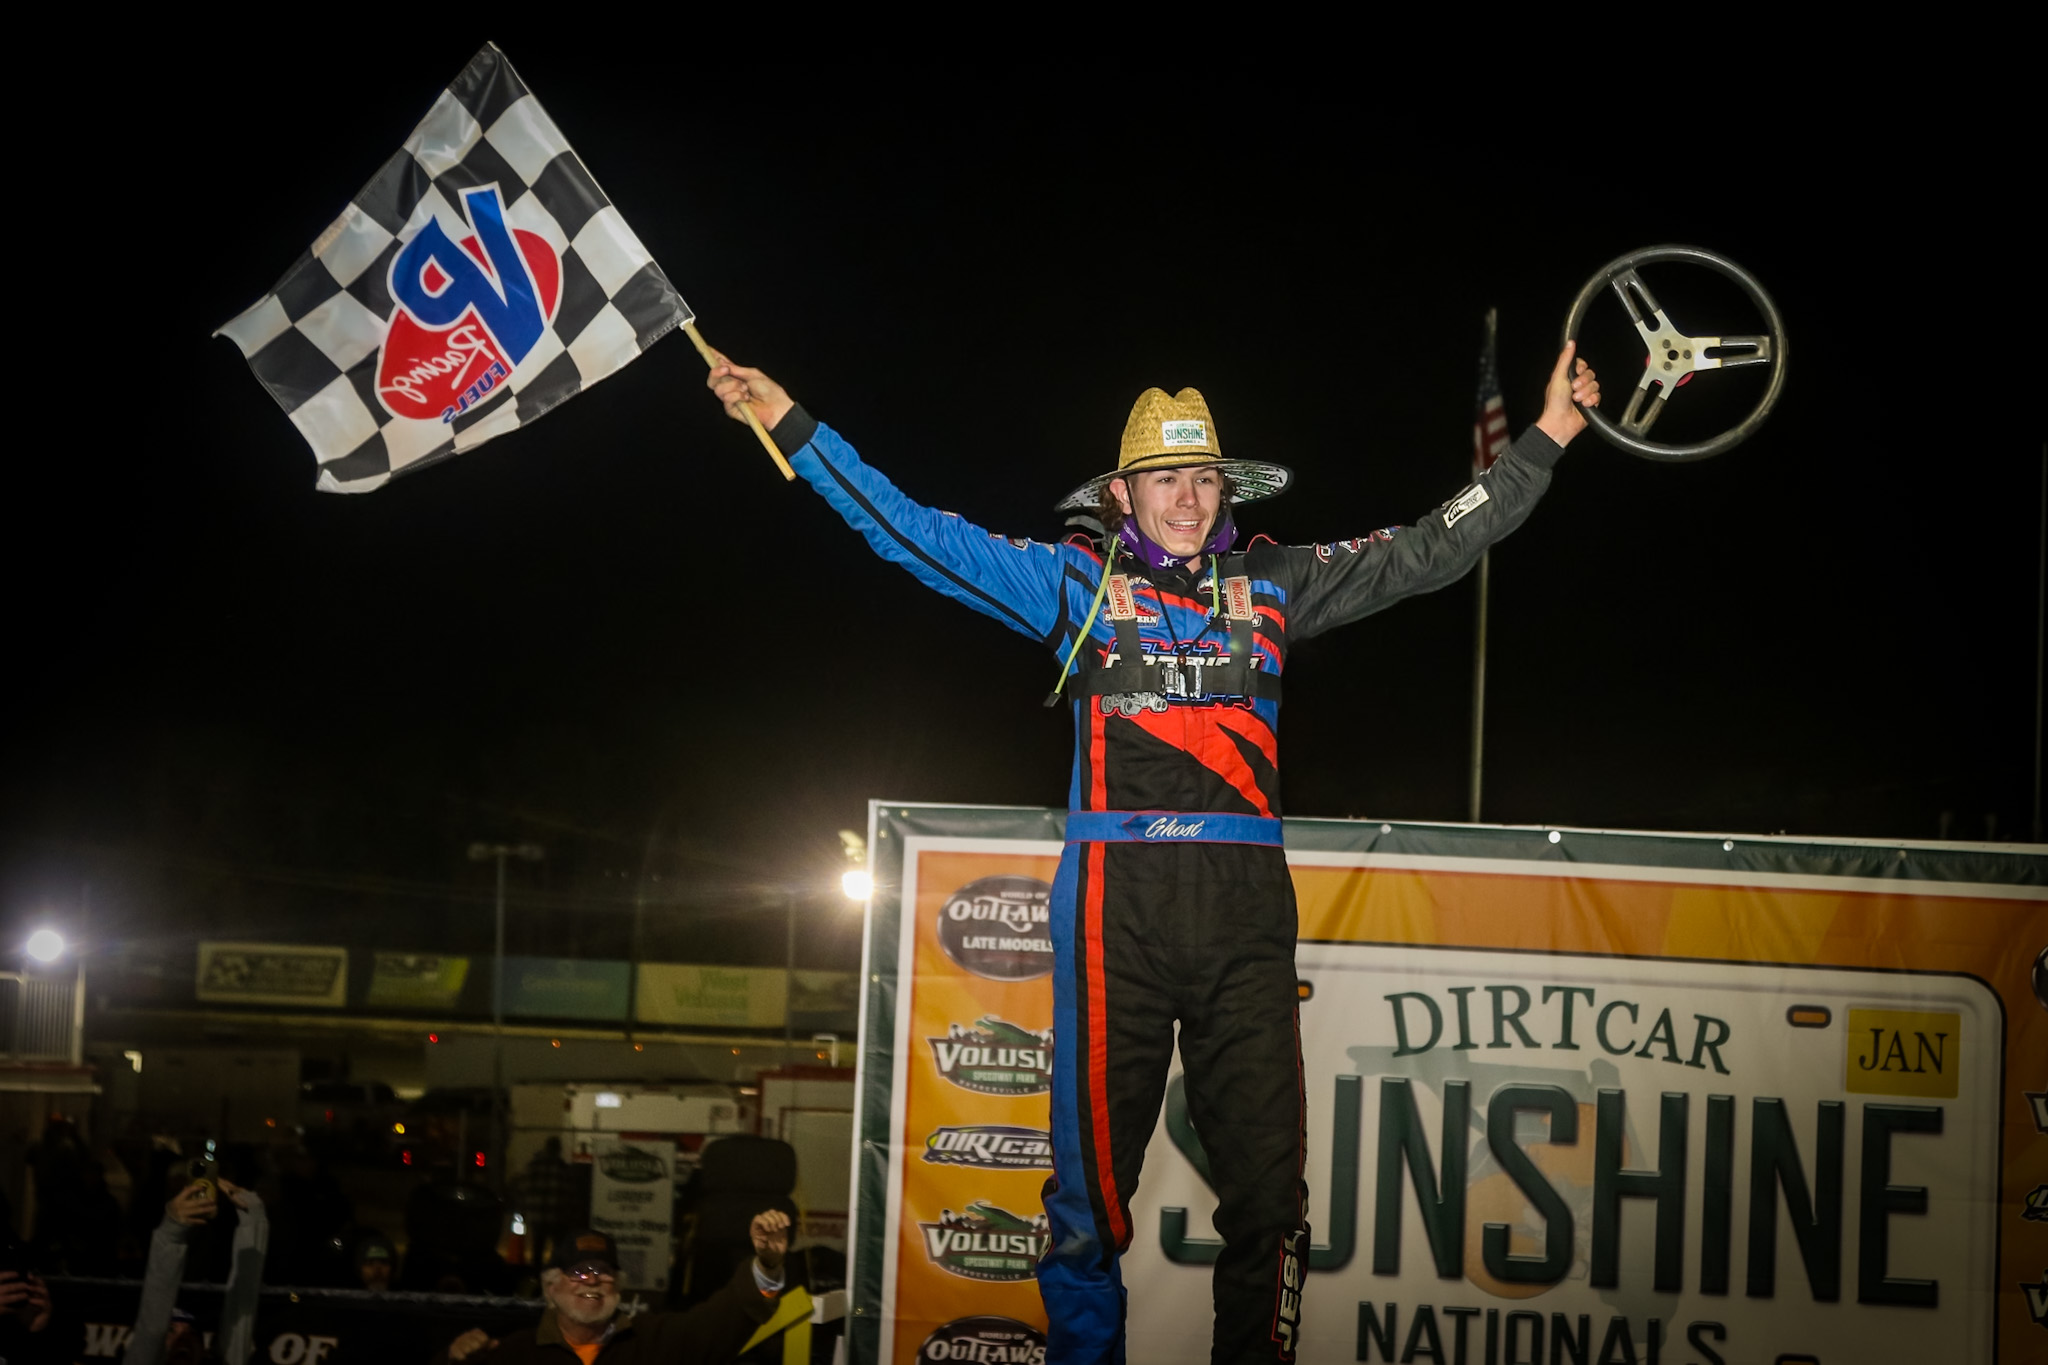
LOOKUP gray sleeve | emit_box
[1281,428,1561,642]
[123,1217,196,1365]
[217,1194,270,1365]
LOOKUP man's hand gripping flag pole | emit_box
[683,323,796,481]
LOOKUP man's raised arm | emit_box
[1284,344,1601,641]
[704,359,1076,650]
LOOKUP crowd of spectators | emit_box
[3,1124,829,1365]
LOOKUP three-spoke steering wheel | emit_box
[1562,244,1788,462]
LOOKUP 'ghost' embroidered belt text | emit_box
[1063,811,1284,846]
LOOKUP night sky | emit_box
[5,45,2038,967]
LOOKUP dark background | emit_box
[4,46,2038,969]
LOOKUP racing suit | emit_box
[774,406,1563,1363]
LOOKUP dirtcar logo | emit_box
[928,1017,1054,1096]
[1159,419,1208,448]
[922,1124,1053,1171]
[937,876,1052,981]
[378,183,559,423]
[915,1316,1047,1363]
[919,1201,1052,1280]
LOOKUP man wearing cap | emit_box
[442,1215,791,1365]
[707,348,1598,1364]
[351,1232,395,1292]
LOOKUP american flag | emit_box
[1472,307,1509,476]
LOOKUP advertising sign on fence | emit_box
[365,953,470,1010]
[846,804,2046,1364]
[499,957,631,1021]
[589,1137,677,1292]
[636,963,788,1028]
[196,942,348,1007]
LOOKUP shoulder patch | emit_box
[1441,483,1490,528]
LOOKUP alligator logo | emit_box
[919,1201,1053,1281]
[927,1017,1054,1096]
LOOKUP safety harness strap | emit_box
[1076,554,1279,703]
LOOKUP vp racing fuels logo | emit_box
[937,876,1052,981]
[922,1125,1052,1171]
[915,1316,1046,1364]
[928,1017,1054,1096]
[919,1201,1052,1281]
[377,184,561,424]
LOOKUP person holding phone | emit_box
[124,1179,269,1365]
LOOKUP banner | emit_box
[636,963,787,1028]
[365,953,469,1010]
[214,44,691,493]
[500,957,630,1021]
[54,1278,542,1365]
[196,942,348,1007]
[589,1138,676,1291]
[633,964,860,1030]
[847,805,2046,1364]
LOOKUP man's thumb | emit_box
[1553,340,1577,383]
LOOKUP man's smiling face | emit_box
[1111,465,1224,561]
[547,1262,620,1326]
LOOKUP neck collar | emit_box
[1116,509,1236,571]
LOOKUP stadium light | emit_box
[25,929,65,963]
[838,829,871,903]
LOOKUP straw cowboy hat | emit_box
[1055,387,1292,511]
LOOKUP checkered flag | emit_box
[215,43,690,493]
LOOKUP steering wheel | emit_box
[1561,244,1788,462]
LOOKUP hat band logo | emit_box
[1159,419,1208,448]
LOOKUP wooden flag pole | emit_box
[682,321,796,481]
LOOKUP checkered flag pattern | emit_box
[215,43,691,493]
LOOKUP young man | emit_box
[708,348,1598,1363]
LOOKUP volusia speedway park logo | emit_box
[916,1316,1046,1364]
[928,1016,1054,1095]
[937,876,1052,980]
[921,1124,1052,1171]
[919,1200,1053,1281]
[377,184,559,424]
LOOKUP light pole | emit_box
[784,892,798,1067]
[468,841,543,1189]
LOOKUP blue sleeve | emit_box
[778,407,1076,646]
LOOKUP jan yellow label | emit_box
[1845,1008,1961,1098]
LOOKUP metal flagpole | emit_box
[1470,548,1490,823]
[1468,309,1506,824]
[2035,441,2044,843]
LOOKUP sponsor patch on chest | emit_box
[1224,575,1254,620]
